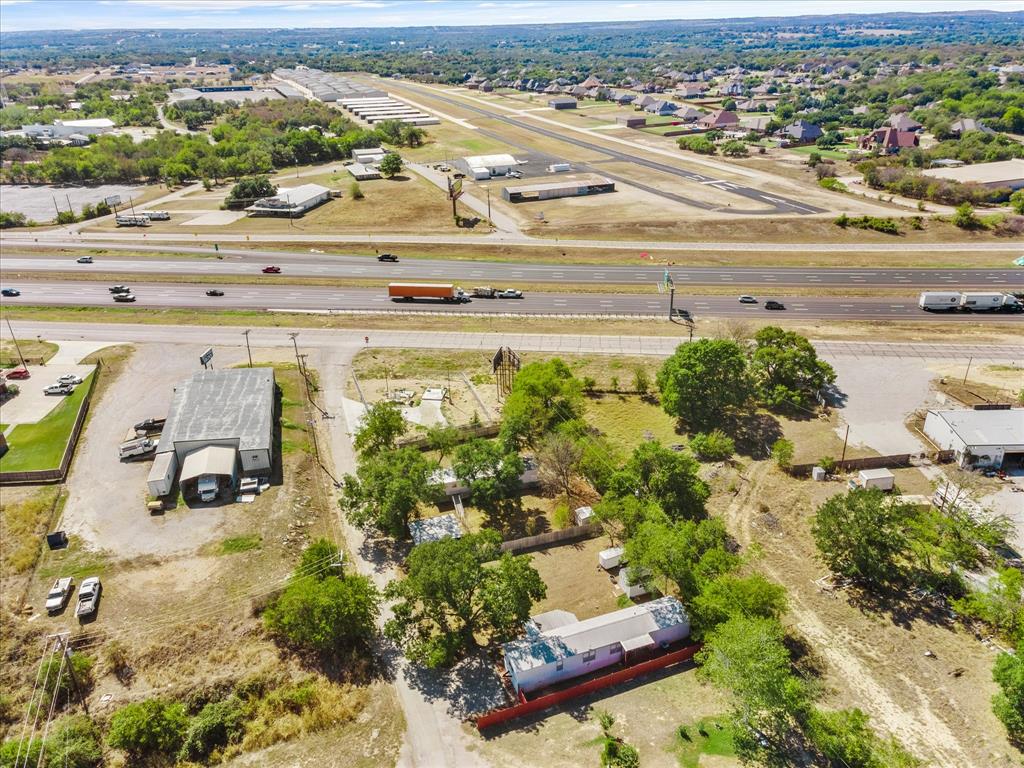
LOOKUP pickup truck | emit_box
[109,285,130,294]
[134,417,166,433]
[45,577,74,614]
[113,293,136,303]
[497,288,523,299]
[75,577,101,619]
[120,437,157,460]
[44,383,74,395]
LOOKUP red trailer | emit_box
[388,283,467,302]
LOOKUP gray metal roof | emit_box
[159,368,275,454]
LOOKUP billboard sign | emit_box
[449,177,463,200]
[104,195,121,207]
[199,348,214,367]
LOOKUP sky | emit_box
[0,0,1022,32]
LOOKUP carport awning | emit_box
[180,445,236,482]
[621,633,656,652]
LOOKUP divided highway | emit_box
[3,251,1021,288]
[4,281,1023,321]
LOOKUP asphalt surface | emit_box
[395,82,825,215]
[4,250,1022,288]
[5,280,1024,321]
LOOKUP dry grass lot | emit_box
[527,536,622,620]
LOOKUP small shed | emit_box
[856,468,895,491]
[573,506,594,526]
[618,567,649,598]
[599,546,624,570]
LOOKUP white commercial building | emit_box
[920,158,1024,191]
[502,597,690,694]
[923,408,1024,469]
[147,368,276,498]
[464,153,518,179]
[245,183,331,217]
[21,118,115,140]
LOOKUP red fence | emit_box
[475,643,701,731]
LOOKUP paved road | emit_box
[7,320,1024,361]
[395,82,825,215]
[5,280,1024,321]
[4,249,1021,289]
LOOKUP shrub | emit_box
[952,202,982,230]
[263,573,380,653]
[582,376,597,394]
[178,697,246,762]
[632,367,650,395]
[834,213,850,228]
[677,135,716,155]
[839,215,900,234]
[349,180,364,200]
[689,430,736,462]
[819,177,847,192]
[818,456,837,475]
[46,715,103,768]
[40,652,94,704]
[771,439,794,469]
[721,140,749,157]
[0,211,28,228]
[107,699,189,757]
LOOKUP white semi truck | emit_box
[918,291,1022,313]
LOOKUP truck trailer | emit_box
[388,283,467,302]
[919,291,1022,313]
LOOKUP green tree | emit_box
[751,326,836,409]
[952,201,981,229]
[499,359,584,449]
[385,530,545,666]
[299,537,344,579]
[537,431,582,502]
[657,339,752,429]
[353,400,407,456]
[608,441,710,521]
[625,515,736,600]
[263,573,380,652]
[225,175,276,209]
[688,430,736,461]
[721,140,749,157]
[379,152,403,177]
[697,616,810,763]
[425,424,460,463]
[811,489,911,587]
[341,446,439,538]
[771,438,794,470]
[690,573,788,635]
[805,707,921,768]
[453,438,523,514]
[1009,189,1024,215]
[992,651,1024,742]
[953,567,1024,640]
[107,699,189,758]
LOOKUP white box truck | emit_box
[119,437,156,460]
[918,292,961,311]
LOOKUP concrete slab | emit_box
[1,363,96,426]
[48,339,125,365]
[183,211,246,226]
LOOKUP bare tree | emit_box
[714,318,754,347]
[538,433,582,503]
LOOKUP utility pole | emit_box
[4,316,27,368]
[241,329,253,368]
[486,187,491,225]
[840,424,850,465]
[60,636,88,715]
[288,332,301,374]
[962,356,973,386]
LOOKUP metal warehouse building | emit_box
[502,175,615,203]
[245,183,331,217]
[923,408,1024,469]
[147,368,277,498]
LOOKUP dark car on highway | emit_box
[1,288,21,297]
[262,266,281,274]
[377,253,399,262]
[764,300,786,310]
[206,289,225,297]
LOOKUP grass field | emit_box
[0,486,63,577]
[0,372,94,472]
[585,395,681,453]
[674,717,738,768]
[787,143,857,160]
[0,339,58,367]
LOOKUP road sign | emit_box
[199,348,214,367]
[449,177,463,200]
[104,195,121,207]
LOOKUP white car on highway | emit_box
[497,289,523,299]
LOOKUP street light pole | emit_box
[4,316,27,368]
[242,329,253,368]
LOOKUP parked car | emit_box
[1,288,21,297]
[44,383,74,395]
[507,169,523,178]
[377,253,399,262]
[45,577,74,614]
[75,577,102,619]
[764,300,786,310]
[497,288,523,299]
[262,266,281,274]
[134,417,166,433]
[453,172,466,179]
[56,374,83,385]
[76,256,93,264]
[5,366,30,380]
[738,295,757,304]
[205,289,224,297]
[108,285,130,293]
[113,293,136,302]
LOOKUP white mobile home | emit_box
[502,597,690,694]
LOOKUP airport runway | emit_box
[3,251,1021,289]
[4,281,1023,321]
[394,82,825,215]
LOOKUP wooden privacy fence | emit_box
[0,362,100,486]
[500,523,602,554]
[475,643,702,731]
[787,449,954,478]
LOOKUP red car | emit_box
[262,266,281,274]
[5,366,30,379]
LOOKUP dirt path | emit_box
[720,462,999,767]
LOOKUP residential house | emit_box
[610,90,636,105]
[675,84,706,99]
[673,106,705,122]
[888,113,922,132]
[782,119,823,143]
[502,597,691,695]
[859,127,919,153]
[736,98,759,111]
[579,74,604,89]
[698,109,740,129]
[644,99,678,116]
[949,118,995,137]
[634,94,658,110]
[720,80,744,97]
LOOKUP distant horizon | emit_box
[1,0,1023,34]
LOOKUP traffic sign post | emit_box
[199,348,214,369]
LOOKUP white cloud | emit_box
[0,0,34,6]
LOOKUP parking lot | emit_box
[0,361,96,427]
